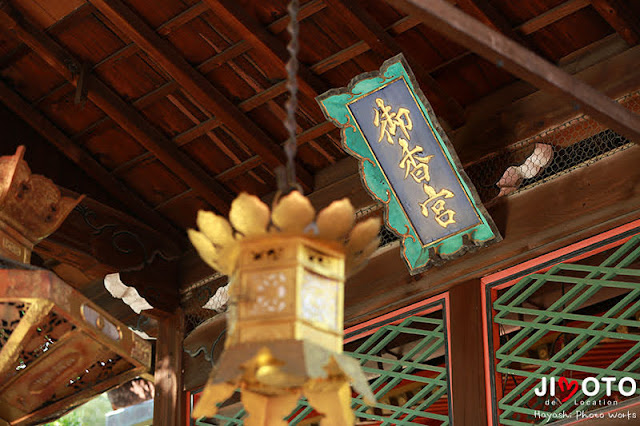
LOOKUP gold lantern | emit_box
[188,191,379,425]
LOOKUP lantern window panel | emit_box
[299,270,341,332]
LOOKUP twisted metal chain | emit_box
[282,0,300,191]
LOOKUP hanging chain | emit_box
[279,0,301,193]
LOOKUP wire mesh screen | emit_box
[182,275,226,333]
[465,91,639,203]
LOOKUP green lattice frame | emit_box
[191,294,453,425]
[316,54,500,274]
[482,220,640,426]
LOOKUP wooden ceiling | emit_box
[1,0,640,326]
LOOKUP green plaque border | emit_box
[317,54,501,274]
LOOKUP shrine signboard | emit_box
[318,55,500,274]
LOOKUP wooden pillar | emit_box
[449,279,488,425]
[153,309,186,426]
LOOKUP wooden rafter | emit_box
[309,0,591,85]
[0,4,235,214]
[68,10,428,182]
[516,0,591,36]
[108,83,289,179]
[156,120,337,211]
[267,0,326,34]
[385,0,640,144]
[156,2,209,36]
[201,0,327,100]
[88,0,314,192]
[70,3,562,183]
[591,0,640,47]
[323,0,466,127]
[0,81,185,243]
[10,0,325,192]
[455,0,526,43]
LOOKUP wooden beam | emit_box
[156,2,209,36]
[88,0,314,191]
[0,5,235,213]
[449,279,487,426]
[267,0,326,34]
[310,41,369,75]
[345,144,640,325]
[557,33,628,72]
[35,192,182,312]
[39,192,181,273]
[308,0,588,82]
[454,40,640,165]
[323,0,466,127]
[516,0,591,36]
[591,0,640,47]
[154,310,186,426]
[0,81,184,242]
[385,0,640,144]
[196,41,251,74]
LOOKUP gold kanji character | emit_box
[373,98,412,144]
[398,138,434,183]
[419,184,457,228]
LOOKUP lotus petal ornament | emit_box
[271,190,315,233]
[229,192,270,237]
[316,198,355,240]
[188,191,380,425]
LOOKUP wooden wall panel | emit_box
[154,192,209,232]
[166,16,232,65]
[79,125,147,170]
[1,52,67,102]
[12,0,86,29]
[95,52,169,101]
[529,8,614,61]
[38,87,106,134]
[116,159,190,207]
[140,97,197,138]
[54,13,126,64]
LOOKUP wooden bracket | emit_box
[73,62,90,107]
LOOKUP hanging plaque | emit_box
[317,54,501,274]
